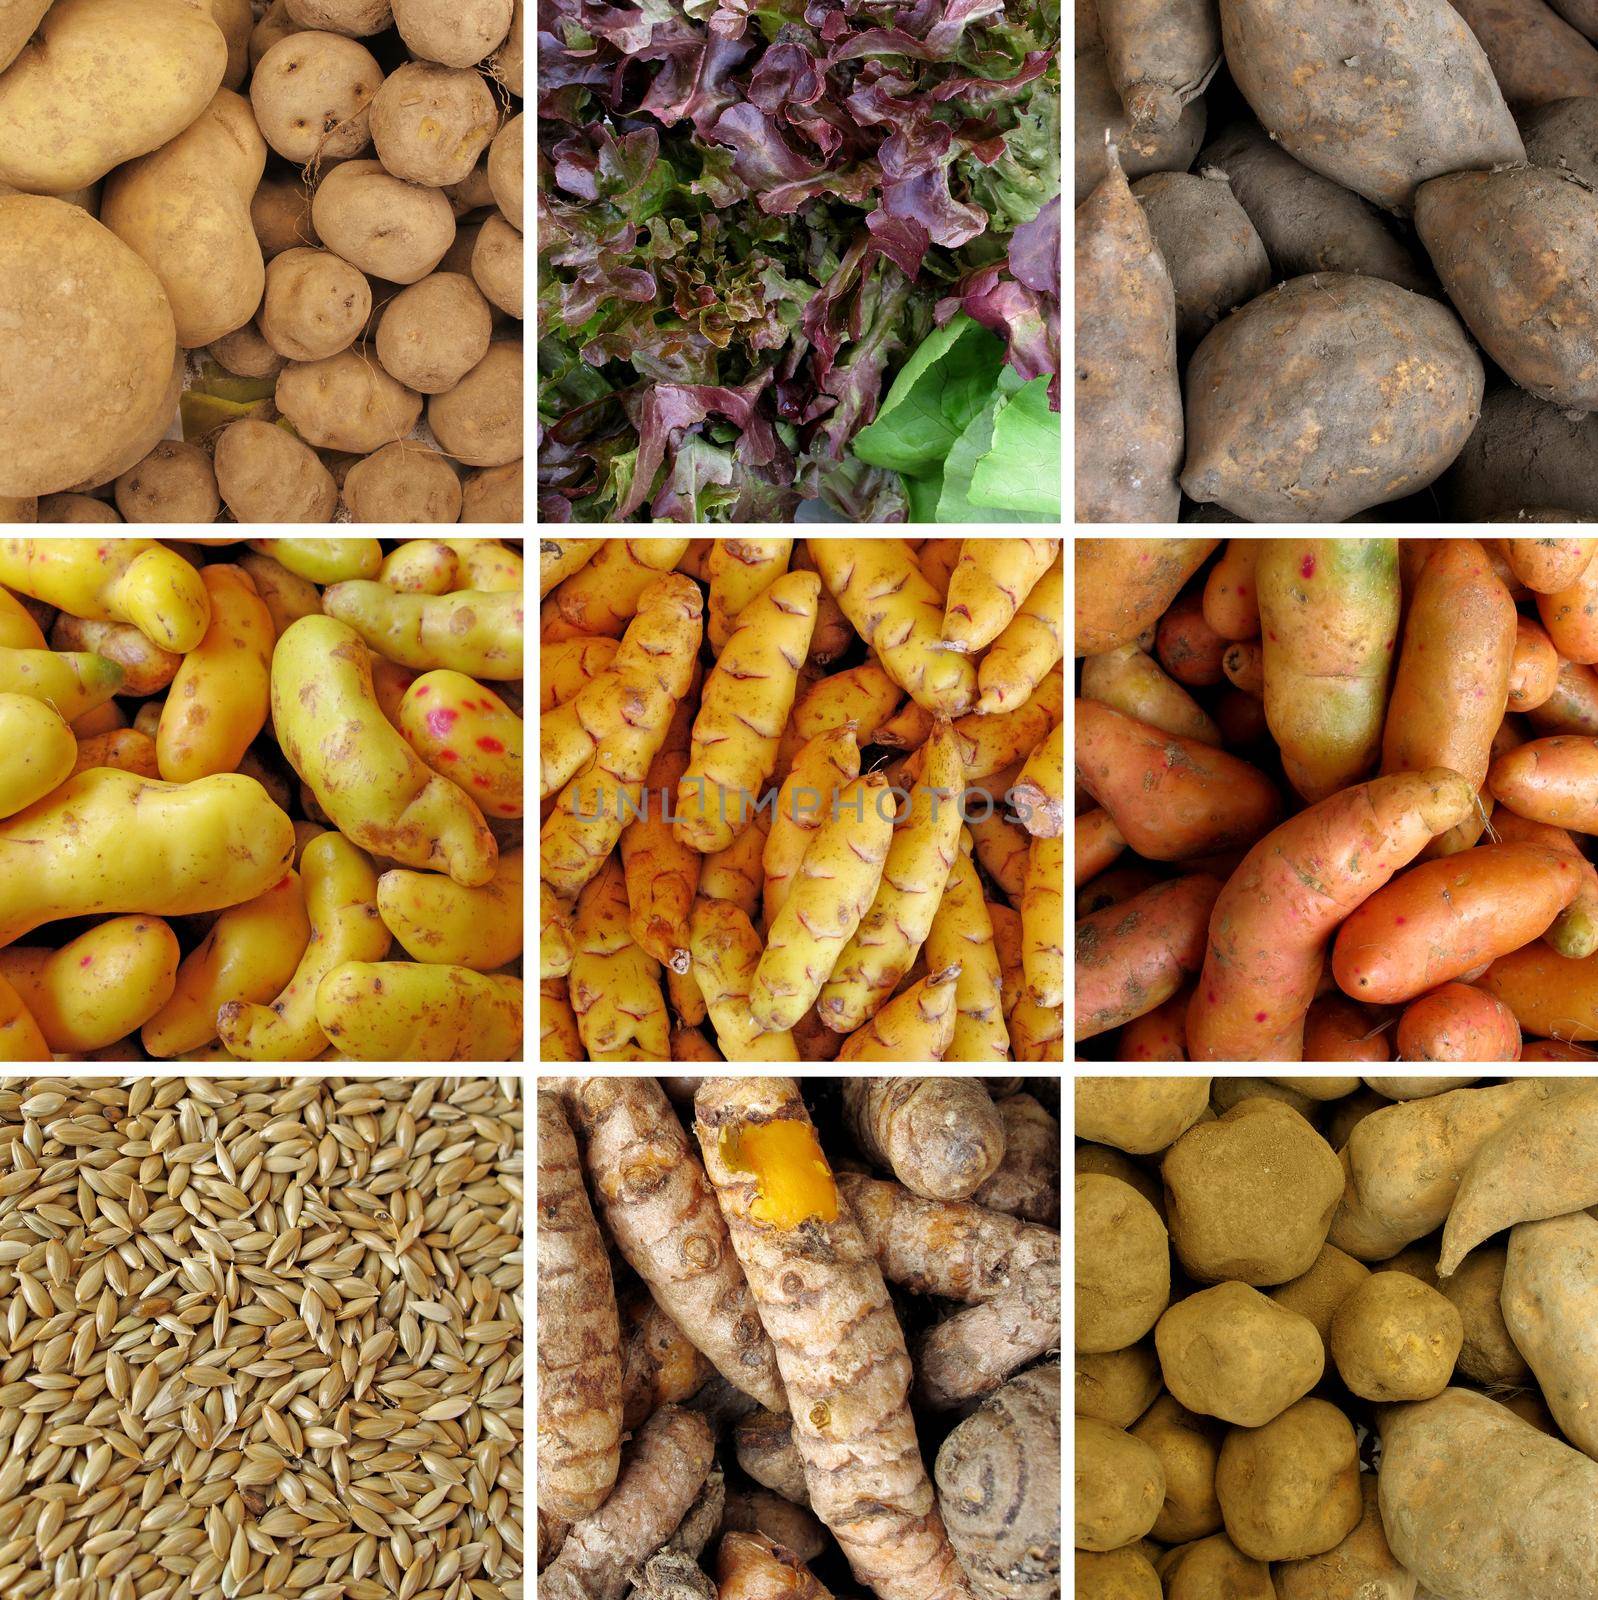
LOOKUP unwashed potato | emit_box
[275,347,423,453]
[101,89,267,349]
[1076,1077,1211,1156]
[37,494,121,523]
[250,30,382,163]
[114,441,222,524]
[369,62,498,187]
[214,417,337,522]
[437,218,484,277]
[285,0,393,34]
[393,0,513,66]
[0,0,229,193]
[310,160,455,283]
[487,111,521,228]
[260,247,372,361]
[492,0,522,94]
[427,339,521,467]
[201,0,254,89]
[444,161,496,216]
[250,174,317,259]
[375,271,492,392]
[1077,1174,1170,1354]
[460,460,521,521]
[1076,1344,1162,1429]
[0,496,37,522]
[0,197,180,498]
[341,441,462,522]
[0,2,50,76]
[471,215,521,318]
[250,0,304,66]
[1329,1272,1463,1402]
[210,321,288,379]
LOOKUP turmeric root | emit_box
[837,1174,1061,1409]
[734,1409,811,1506]
[972,1094,1061,1226]
[720,1489,829,1567]
[933,1364,1061,1600]
[566,1077,787,1411]
[619,1294,715,1430]
[751,773,895,1035]
[537,1092,623,1521]
[809,540,976,718]
[717,1531,835,1600]
[695,1078,976,1600]
[841,1079,1007,1201]
[941,539,1061,655]
[542,1404,716,1600]
[675,571,819,853]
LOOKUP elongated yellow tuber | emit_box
[809,540,975,717]
[941,539,1061,655]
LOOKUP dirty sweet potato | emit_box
[1076,152,1185,523]
[1218,0,1524,211]
[1098,0,1221,132]
[1131,171,1270,345]
[1200,122,1431,292]
[1447,0,1598,111]
[1416,166,1598,412]
[1446,387,1598,521]
[1076,46,1206,202]
[1180,274,1485,522]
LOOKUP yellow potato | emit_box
[446,538,522,592]
[247,537,381,585]
[0,647,124,723]
[0,916,180,1052]
[0,694,76,818]
[0,973,48,1061]
[397,670,522,818]
[0,537,210,653]
[217,833,393,1062]
[271,615,497,886]
[377,850,523,970]
[157,564,274,781]
[321,582,522,678]
[316,961,522,1060]
[142,870,311,1057]
[69,729,160,780]
[0,769,295,945]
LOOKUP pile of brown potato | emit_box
[0,0,522,524]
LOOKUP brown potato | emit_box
[487,111,521,229]
[114,441,222,524]
[214,417,337,521]
[0,3,50,77]
[369,62,498,188]
[210,321,288,379]
[260,246,372,361]
[37,493,121,523]
[199,0,253,88]
[249,31,381,163]
[250,173,317,259]
[375,270,492,392]
[249,0,304,68]
[275,346,423,452]
[285,0,393,35]
[471,213,521,318]
[460,460,520,521]
[492,0,522,94]
[0,196,180,498]
[101,89,267,348]
[444,161,496,216]
[393,0,513,66]
[342,441,462,522]
[427,339,521,467]
[310,159,455,283]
